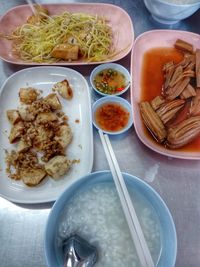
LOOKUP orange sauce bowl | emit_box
[92,96,133,135]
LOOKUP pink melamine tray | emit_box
[131,30,200,160]
[0,3,134,65]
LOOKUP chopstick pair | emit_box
[26,0,39,15]
[98,130,155,267]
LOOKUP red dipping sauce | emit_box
[95,102,130,132]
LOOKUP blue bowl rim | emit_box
[153,0,200,7]
[90,62,131,96]
[44,170,177,267]
[92,95,133,135]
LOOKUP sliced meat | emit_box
[196,49,200,87]
[167,116,200,149]
[140,101,167,143]
[174,39,193,54]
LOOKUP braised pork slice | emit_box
[166,77,190,100]
[140,101,166,142]
[174,39,194,54]
[151,96,165,111]
[180,84,196,99]
[168,65,183,88]
[190,89,200,116]
[196,49,200,87]
[167,116,200,148]
[163,62,175,90]
[156,99,185,124]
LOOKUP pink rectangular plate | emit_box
[131,30,200,160]
[0,3,134,65]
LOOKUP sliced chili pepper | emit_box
[116,87,124,91]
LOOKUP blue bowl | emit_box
[44,171,177,267]
[92,96,133,135]
[143,0,200,24]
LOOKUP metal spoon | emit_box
[63,235,98,267]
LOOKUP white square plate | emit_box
[0,67,93,203]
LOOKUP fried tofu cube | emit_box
[51,44,79,61]
[20,168,46,186]
[52,79,73,100]
[55,125,72,148]
[36,112,58,124]
[19,87,39,104]
[44,93,62,110]
[18,105,35,121]
[7,109,21,125]
[9,121,24,143]
[45,155,71,179]
[33,125,54,151]
[17,139,30,153]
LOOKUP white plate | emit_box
[0,67,93,204]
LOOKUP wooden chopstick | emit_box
[98,130,155,267]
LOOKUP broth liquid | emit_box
[141,47,200,152]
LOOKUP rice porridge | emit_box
[163,0,199,4]
[56,182,161,267]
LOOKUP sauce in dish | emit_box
[140,45,200,152]
[56,182,161,266]
[94,102,130,132]
[93,68,127,94]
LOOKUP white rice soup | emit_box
[163,0,199,4]
[56,182,161,266]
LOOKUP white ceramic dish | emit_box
[131,29,200,160]
[92,96,133,135]
[0,67,93,204]
[90,63,131,96]
[143,0,200,24]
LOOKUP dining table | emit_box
[0,0,200,267]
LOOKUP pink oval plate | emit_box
[131,29,200,160]
[0,3,134,66]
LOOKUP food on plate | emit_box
[19,87,39,104]
[54,125,72,148]
[8,121,24,144]
[1,5,113,63]
[95,102,130,132]
[140,102,167,142]
[44,93,62,110]
[52,79,73,99]
[5,80,75,186]
[44,155,71,180]
[6,109,21,124]
[167,116,200,149]
[20,167,47,186]
[139,39,200,149]
[93,68,127,94]
[51,43,79,61]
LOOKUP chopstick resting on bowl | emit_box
[98,130,155,267]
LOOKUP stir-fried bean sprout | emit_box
[5,11,113,63]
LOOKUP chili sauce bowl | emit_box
[90,63,131,96]
[92,96,133,135]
